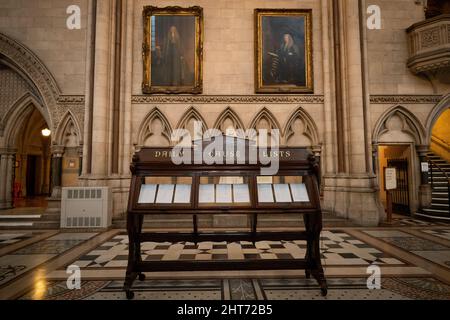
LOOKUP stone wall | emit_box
[0,0,88,95]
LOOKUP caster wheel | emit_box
[320,287,328,297]
[126,290,135,300]
[138,273,146,281]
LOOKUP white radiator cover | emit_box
[61,187,112,228]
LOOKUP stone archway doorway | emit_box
[12,107,52,209]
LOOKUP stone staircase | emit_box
[0,207,60,230]
[420,152,450,219]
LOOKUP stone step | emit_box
[432,192,449,199]
[432,198,449,203]
[422,207,450,215]
[429,181,449,185]
[432,186,450,190]
[431,203,449,208]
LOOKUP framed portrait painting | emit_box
[143,6,203,94]
[255,9,313,93]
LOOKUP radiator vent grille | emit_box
[61,187,111,229]
[67,189,103,199]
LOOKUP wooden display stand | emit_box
[123,137,327,299]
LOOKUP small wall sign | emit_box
[385,167,397,191]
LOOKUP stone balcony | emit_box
[407,14,450,82]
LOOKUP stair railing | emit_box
[428,157,450,216]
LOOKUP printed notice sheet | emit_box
[257,184,274,203]
[138,184,157,204]
[216,184,233,203]
[233,184,250,203]
[174,184,191,204]
[273,184,293,203]
[199,184,215,203]
[290,184,310,202]
[155,184,175,204]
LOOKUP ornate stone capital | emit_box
[51,145,65,157]
[416,144,430,158]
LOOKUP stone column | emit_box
[0,148,15,210]
[322,0,384,226]
[90,0,114,177]
[417,145,432,209]
[4,153,14,208]
[46,145,64,216]
[50,145,64,199]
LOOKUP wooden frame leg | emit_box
[309,213,328,296]
[123,214,140,300]
[303,214,311,279]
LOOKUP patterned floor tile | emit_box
[18,277,450,300]
[0,233,35,249]
[70,231,404,269]
[363,229,450,268]
[422,229,450,241]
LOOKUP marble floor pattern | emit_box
[362,230,450,269]
[0,218,448,300]
[70,230,404,269]
[0,233,37,248]
[19,277,450,300]
[0,233,97,287]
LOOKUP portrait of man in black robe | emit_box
[151,16,195,87]
[261,15,307,87]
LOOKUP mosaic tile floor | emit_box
[422,229,450,241]
[0,218,449,300]
[0,233,97,287]
[71,231,404,268]
[363,230,450,269]
[19,277,450,300]
[0,233,35,248]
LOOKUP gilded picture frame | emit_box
[143,6,203,94]
[255,9,314,94]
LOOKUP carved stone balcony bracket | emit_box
[407,14,450,81]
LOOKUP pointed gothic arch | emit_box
[372,105,426,145]
[54,110,83,148]
[283,106,320,146]
[425,93,450,143]
[2,93,49,147]
[0,33,60,131]
[213,107,245,136]
[136,107,173,147]
[176,106,208,137]
[249,107,281,132]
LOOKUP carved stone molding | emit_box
[370,95,442,104]
[131,95,325,104]
[406,15,450,78]
[0,33,60,128]
[57,95,85,105]
[372,105,426,145]
[0,33,86,139]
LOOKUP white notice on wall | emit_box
[138,184,157,204]
[233,184,250,203]
[155,184,175,204]
[174,184,191,204]
[385,168,397,190]
[273,184,293,203]
[290,184,310,202]
[199,184,215,203]
[258,184,274,203]
[216,184,233,203]
[421,162,429,173]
